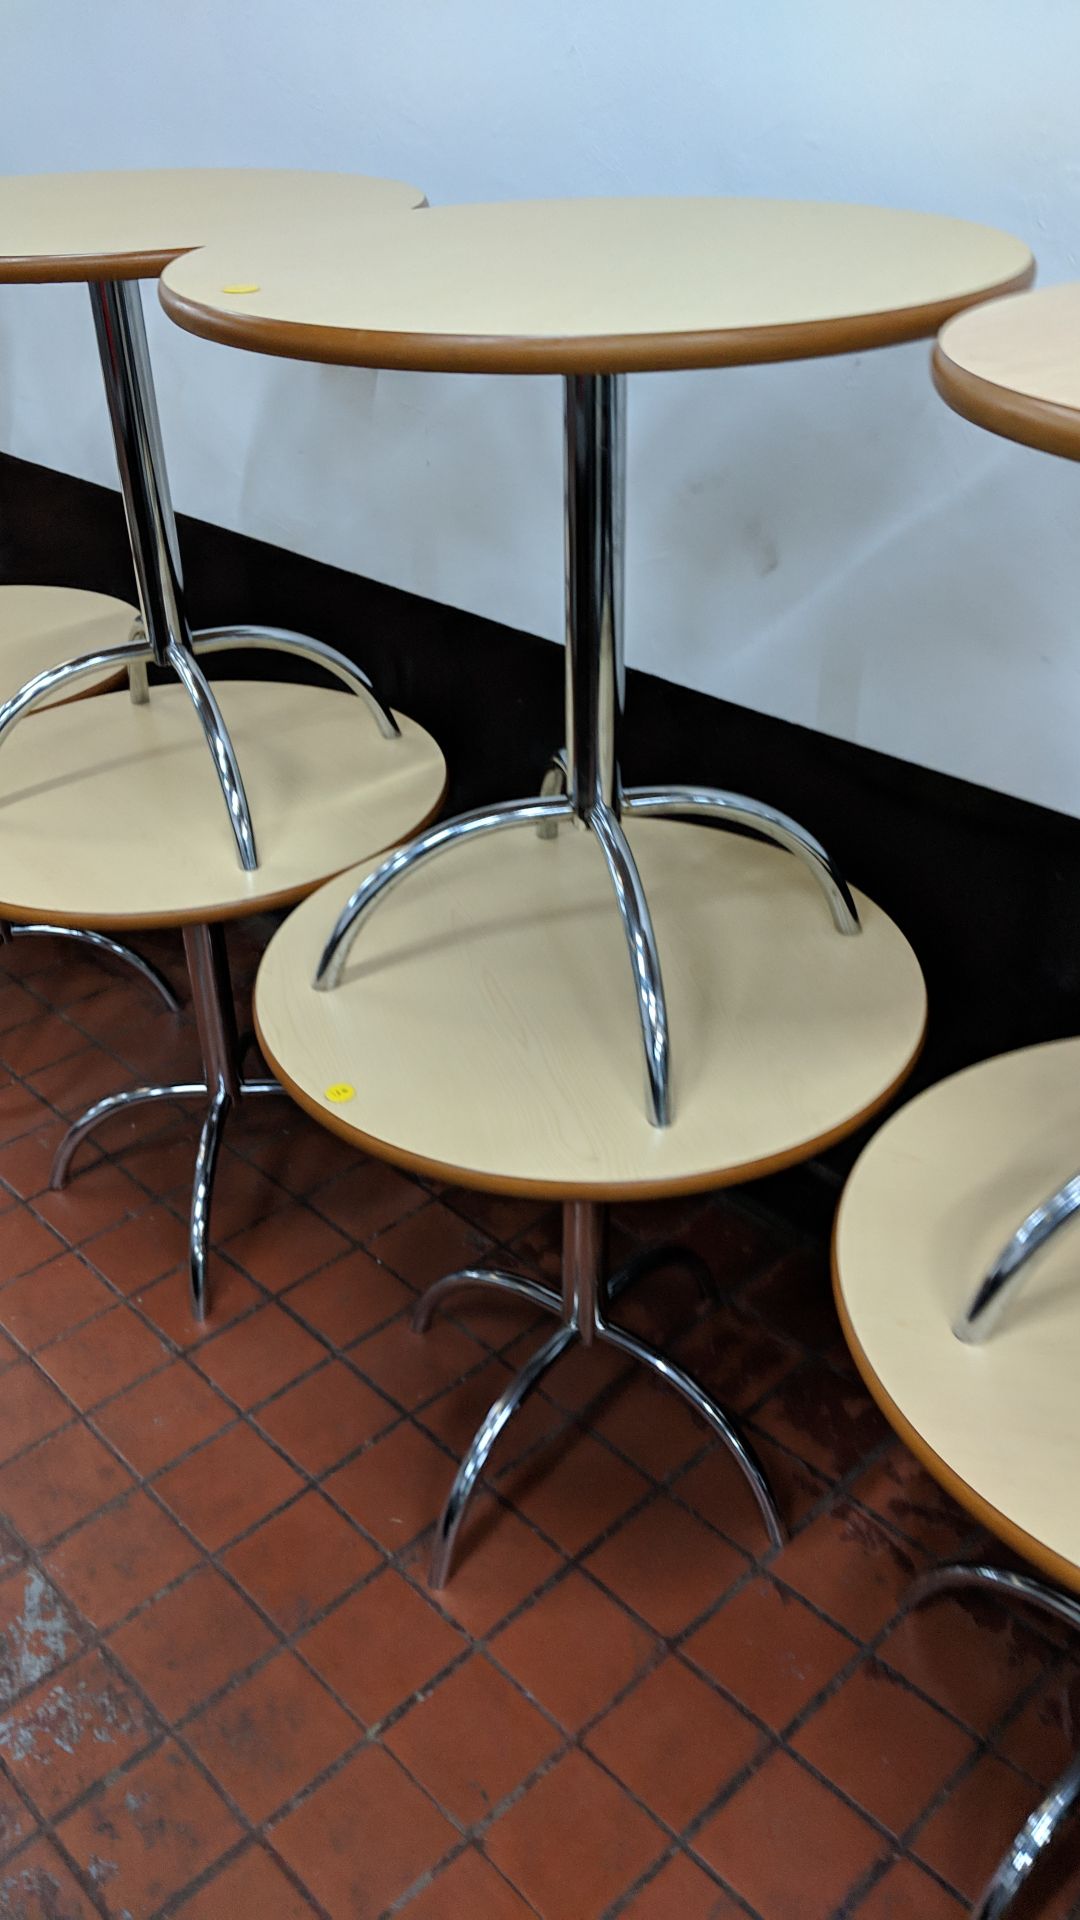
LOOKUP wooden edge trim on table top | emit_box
[0,773,447,935]
[0,246,184,285]
[831,1239,1080,1598]
[253,996,926,1203]
[933,338,1080,463]
[160,260,1035,377]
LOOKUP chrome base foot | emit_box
[907,1562,1080,1917]
[52,1070,283,1322]
[0,922,181,1012]
[417,1201,784,1587]
[49,921,282,1320]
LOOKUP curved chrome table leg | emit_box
[193,626,400,739]
[907,1561,1080,1634]
[429,1323,577,1589]
[2,923,180,1013]
[598,1315,785,1548]
[190,1079,231,1322]
[587,802,671,1128]
[421,1200,783,1585]
[609,1241,715,1303]
[954,1173,1080,1344]
[0,639,154,755]
[623,786,859,935]
[314,795,574,989]
[906,1563,1080,1918]
[51,1082,208,1188]
[165,642,258,872]
[972,1751,1080,1920]
[412,1268,561,1334]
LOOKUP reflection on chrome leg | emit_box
[588,802,671,1128]
[954,1173,1080,1344]
[623,785,860,935]
[412,1268,561,1334]
[190,1078,231,1322]
[429,1324,577,1589]
[314,794,574,989]
[193,626,400,740]
[51,1082,208,1189]
[973,1752,1080,1920]
[3,923,180,1013]
[537,747,569,839]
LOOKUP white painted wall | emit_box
[2,1,1080,812]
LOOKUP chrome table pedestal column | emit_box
[50,923,280,1319]
[907,1564,1080,1918]
[0,278,400,871]
[315,373,859,1126]
[414,1198,785,1587]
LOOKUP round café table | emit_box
[162,195,1033,1128]
[0,583,177,1007]
[0,675,444,1318]
[0,169,424,866]
[257,819,926,1581]
[834,1040,1080,1920]
[934,281,1080,1334]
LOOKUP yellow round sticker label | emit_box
[324,1082,355,1104]
[222,283,260,295]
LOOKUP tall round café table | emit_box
[159,197,1027,1574]
[161,195,1033,1127]
[934,281,1080,1334]
[828,282,1080,1920]
[0,169,424,867]
[834,1042,1080,1919]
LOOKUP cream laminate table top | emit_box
[160,196,1033,375]
[834,1038,1080,1592]
[1,586,137,705]
[0,169,424,283]
[0,678,445,928]
[255,822,926,1199]
[934,281,1080,461]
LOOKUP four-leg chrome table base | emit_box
[0,919,180,1013]
[49,922,282,1320]
[908,1562,1080,1918]
[955,1170,1080,1344]
[0,277,401,874]
[413,1197,785,1587]
[315,372,859,1130]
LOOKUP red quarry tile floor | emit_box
[0,924,1073,1917]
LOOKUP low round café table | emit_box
[0,674,444,1318]
[0,168,424,866]
[934,280,1080,1327]
[834,1040,1080,1920]
[0,583,176,1007]
[162,195,1032,1128]
[256,821,927,1582]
